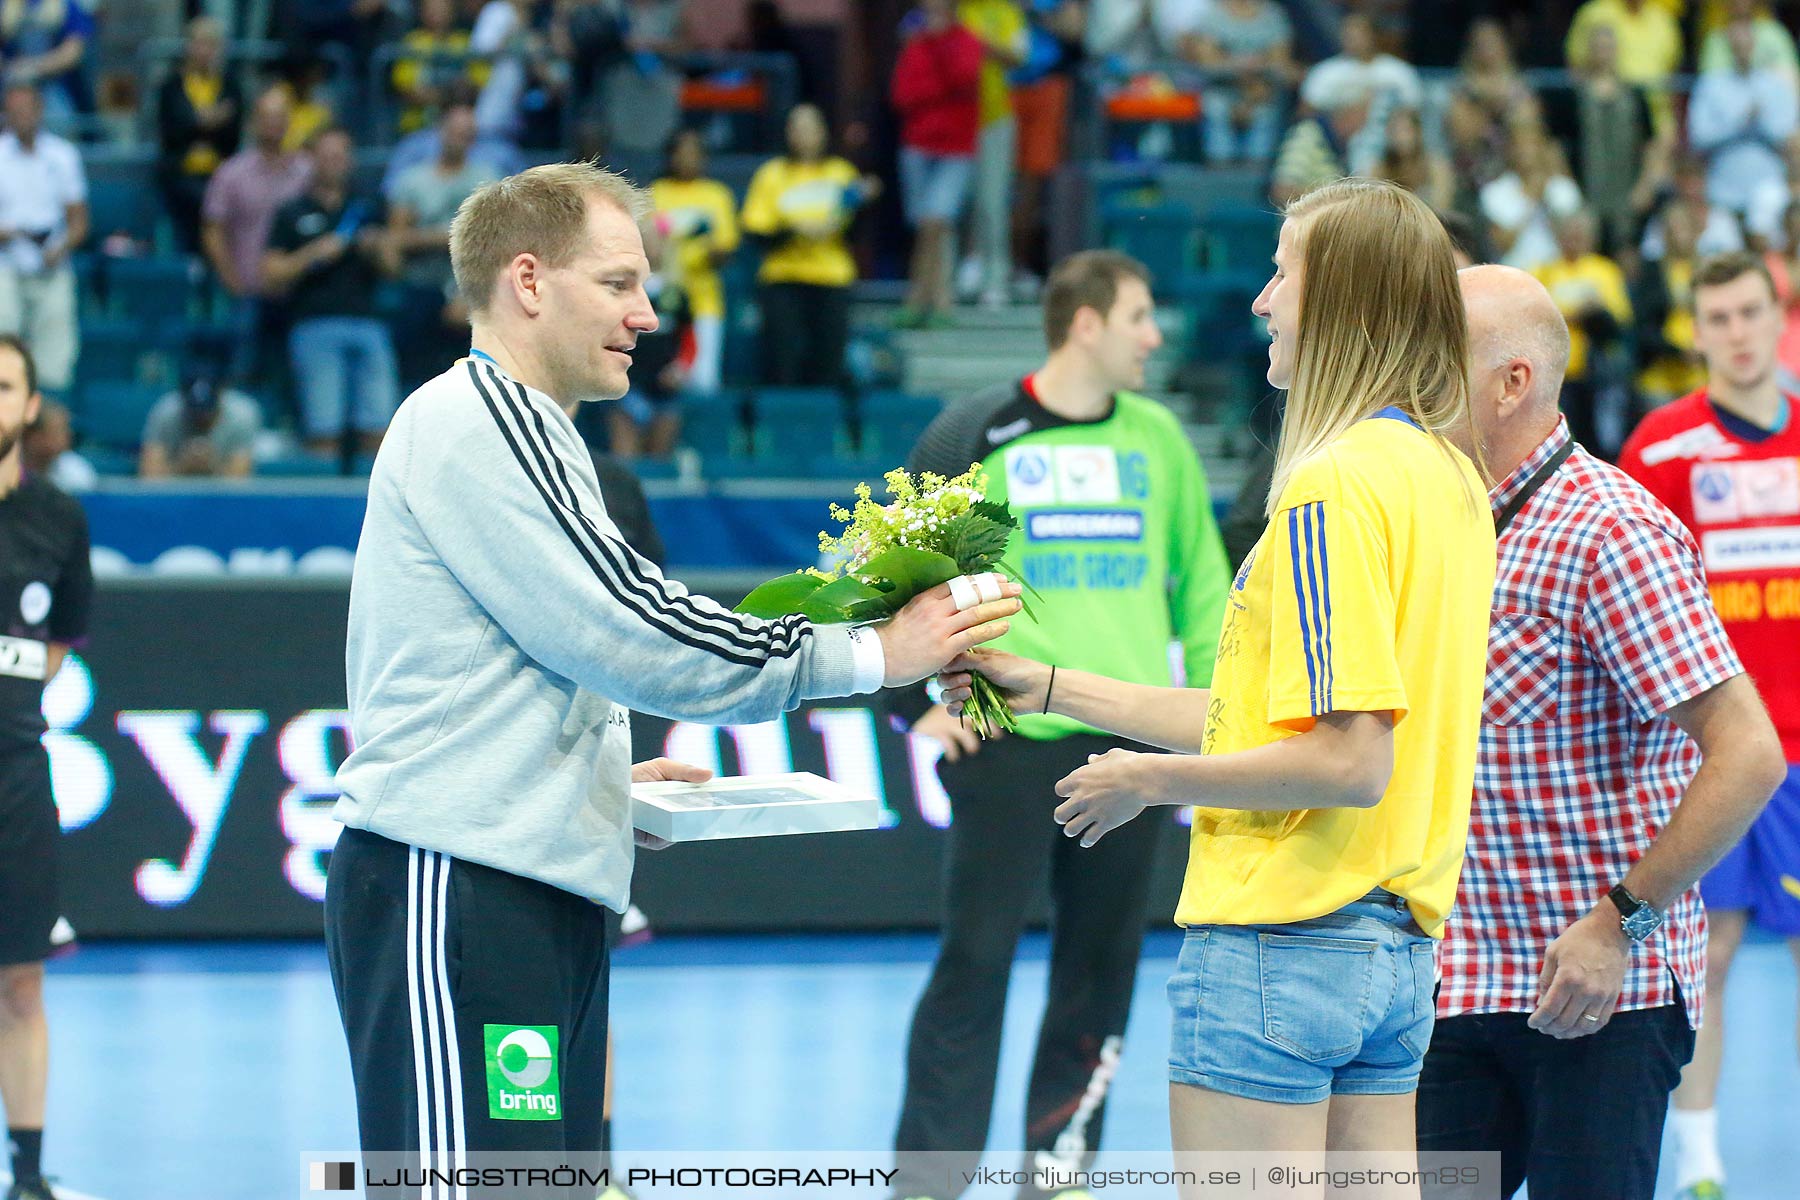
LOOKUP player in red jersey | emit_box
[1619,251,1800,1200]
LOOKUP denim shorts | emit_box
[1167,888,1437,1104]
[898,146,974,226]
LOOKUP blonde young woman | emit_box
[940,178,1497,1166]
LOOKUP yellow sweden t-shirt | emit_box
[651,177,741,320]
[1177,412,1497,937]
[740,157,860,288]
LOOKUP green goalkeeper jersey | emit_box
[906,376,1232,740]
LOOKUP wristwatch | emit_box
[1607,883,1664,943]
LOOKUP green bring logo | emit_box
[484,1024,562,1120]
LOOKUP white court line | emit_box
[0,1171,110,1200]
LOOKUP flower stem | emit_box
[965,673,1020,739]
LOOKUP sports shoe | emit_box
[1674,1182,1725,1200]
[7,1177,58,1200]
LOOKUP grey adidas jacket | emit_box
[333,356,883,910]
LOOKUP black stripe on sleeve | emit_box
[465,362,804,667]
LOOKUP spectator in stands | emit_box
[741,102,881,387]
[892,0,982,330]
[22,398,93,490]
[386,101,499,388]
[272,0,400,77]
[650,128,739,393]
[470,0,564,147]
[1642,152,1747,263]
[202,84,311,393]
[1634,199,1709,406]
[262,127,400,459]
[392,0,490,135]
[1268,89,1367,207]
[1376,106,1454,211]
[595,0,690,157]
[1535,208,1636,456]
[1689,16,1798,247]
[156,16,242,256]
[381,80,524,196]
[1481,115,1585,271]
[0,82,84,395]
[1700,0,1799,88]
[138,358,262,480]
[1543,22,1672,259]
[276,53,337,154]
[1301,11,1421,115]
[1768,200,1800,386]
[1565,0,1683,133]
[954,0,1028,309]
[1184,0,1293,165]
[1454,16,1534,131]
[605,218,689,459]
[1011,1,1084,285]
[0,0,93,133]
[1084,0,1208,69]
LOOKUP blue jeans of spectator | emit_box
[1416,1004,1694,1200]
[1202,88,1281,163]
[289,316,400,442]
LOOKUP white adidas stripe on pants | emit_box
[406,847,468,1199]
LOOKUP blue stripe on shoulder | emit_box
[1372,406,1422,429]
[1288,505,1321,715]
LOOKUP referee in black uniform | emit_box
[0,335,92,1200]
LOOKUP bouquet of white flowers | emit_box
[733,464,1038,738]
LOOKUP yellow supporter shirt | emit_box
[1177,412,1497,937]
[651,177,741,320]
[959,0,1028,127]
[740,156,861,288]
[1565,0,1683,84]
[180,72,224,176]
[391,30,491,134]
[1534,253,1633,379]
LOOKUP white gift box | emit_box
[630,771,883,843]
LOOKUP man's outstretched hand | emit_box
[876,579,1023,686]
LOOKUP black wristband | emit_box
[1043,665,1056,715]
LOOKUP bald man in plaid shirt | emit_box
[1414,266,1787,1200]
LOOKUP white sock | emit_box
[1670,1107,1725,1190]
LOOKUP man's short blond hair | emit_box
[450,161,651,314]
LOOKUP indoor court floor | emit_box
[13,929,1797,1199]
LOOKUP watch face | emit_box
[1623,906,1663,941]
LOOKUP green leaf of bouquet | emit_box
[853,546,961,603]
[970,499,1019,529]
[799,574,891,623]
[735,572,828,617]
[948,515,1015,574]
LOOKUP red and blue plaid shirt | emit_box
[1438,419,1742,1029]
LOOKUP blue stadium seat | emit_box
[1199,202,1282,280]
[750,387,845,466]
[855,390,940,462]
[75,317,148,388]
[680,390,746,462]
[101,255,201,329]
[73,380,164,451]
[86,176,163,248]
[1102,199,1200,296]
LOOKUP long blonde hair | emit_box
[1265,178,1486,517]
